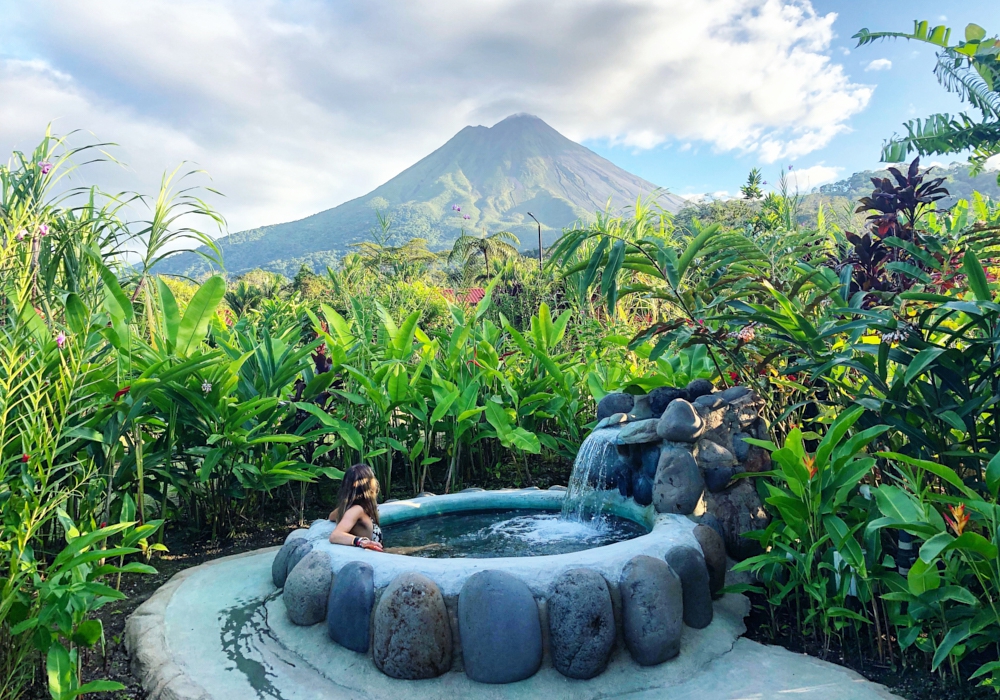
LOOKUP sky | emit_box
[1,0,996,235]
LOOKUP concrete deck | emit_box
[126,547,902,700]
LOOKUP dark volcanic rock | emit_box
[327,561,375,653]
[373,573,452,679]
[719,386,751,402]
[732,432,752,462]
[458,570,542,684]
[693,524,727,598]
[619,555,683,665]
[657,399,705,443]
[633,473,654,506]
[649,386,689,417]
[653,447,704,515]
[666,546,713,629]
[597,392,634,420]
[703,466,735,493]
[617,418,661,445]
[630,394,653,420]
[693,393,727,411]
[714,479,770,560]
[639,443,661,479]
[284,550,333,626]
[686,379,715,400]
[743,445,772,473]
[548,569,616,679]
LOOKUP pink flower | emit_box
[463,214,470,219]
[38,224,49,237]
[56,331,66,349]
[39,161,53,175]
[788,165,793,171]
[455,206,461,212]
[15,229,27,241]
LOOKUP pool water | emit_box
[384,509,647,558]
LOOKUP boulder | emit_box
[595,412,629,430]
[284,528,309,545]
[633,473,654,507]
[665,547,713,629]
[619,555,683,665]
[714,479,770,560]
[686,379,715,400]
[719,386,751,402]
[597,392,634,420]
[617,467,633,498]
[693,524,727,598]
[653,447,704,515]
[696,439,736,467]
[743,445,772,473]
[693,393,727,411]
[630,394,653,420]
[284,550,333,626]
[272,537,312,588]
[657,399,704,443]
[703,466,735,493]
[547,569,616,679]
[327,561,375,653]
[548,484,568,491]
[373,573,453,679]
[649,386,688,418]
[458,570,542,684]
[696,512,725,541]
[732,432,752,462]
[617,419,661,445]
[639,444,661,479]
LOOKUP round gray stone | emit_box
[548,569,615,679]
[272,537,312,588]
[657,399,705,442]
[697,439,736,467]
[703,466,735,493]
[649,386,688,417]
[616,418,661,445]
[458,570,542,684]
[633,473,653,506]
[693,524,727,598]
[653,447,704,515]
[697,512,725,541]
[548,484,568,491]
[630,394,653,420]
[714,479,770,560]
[686,378,715,400]
[284,528,309,545]
[640,444,661,479]
[719,385,751,402]
[327,561,375,653]
[373,572,452,679]
[693,393,727,410]
[597,392,634,420]
[665,546,713,629]
[619,555,683,666]
[284,549,333,626]
[595,412,629,430]
[732,432,752,461]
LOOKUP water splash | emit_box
[561,429,621,523]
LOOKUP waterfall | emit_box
[560,429,620,523]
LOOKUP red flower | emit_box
[21,453,29,463]
[728,371,738,382]
[787,374,797,382]
[944,504,969,536]
[113,386,131,401]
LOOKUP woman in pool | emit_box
[328,463,384,551]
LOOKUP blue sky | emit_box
[586,1,998,198]
[0,1,996,232]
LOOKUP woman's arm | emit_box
[329,505,383,551]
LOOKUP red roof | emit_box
[441,288,486,305]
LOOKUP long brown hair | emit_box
[333,463,380,525]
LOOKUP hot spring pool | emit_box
[384,508,647,558]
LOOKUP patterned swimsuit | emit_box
[370,521,383,545]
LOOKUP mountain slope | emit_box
[160,114,684,276]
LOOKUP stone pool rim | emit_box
[292,488,701,598]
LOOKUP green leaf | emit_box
[966,23,986,42]
[156,277,180,347]
[874,485,925,524]
[932,621,971,672]
[71,620,103,648]
[64,293,89,335]
[98,264,134,322]
[987,451,1000,497]
[677,224,720,279]
[904,347,945,384]
[919,531,954,563]
[510,427,541,454]
[73,680,126,696]
[964,249,992,301]
[908,557,941,595]
[175,276,226,356]
[877,452,977,498]
[430,389,460,425]
[46,644,75,700]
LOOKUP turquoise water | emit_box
[386,509,647,558]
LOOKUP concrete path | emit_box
[126,548,902,700]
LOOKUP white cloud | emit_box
[0,0,872,232]
[864,58,892,72]
[785,164,842,191]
